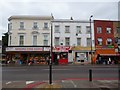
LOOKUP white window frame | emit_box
[106,38,112,45]
[55,25,60,33]
[97,27,102,33]
[32,35,37,46]
[97,38,102,45]
[106,27,111,34]
[54,37,60,46]
[19,21,24,30]
[86,26,90,34]
[87,38,91,46]
[65,37,70,46]
[77,38,81,46]
[9,35,11,46]
[44,22,48,29]
[33,22,38,30]
[76,26,81,34]
[43,34,49,46]
[19,35,25,46]
[65,26,70,33]
[8,23,12,31]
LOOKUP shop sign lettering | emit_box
[53,46,70,52]
[6,47,44,51]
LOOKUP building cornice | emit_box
[8,15,53,21]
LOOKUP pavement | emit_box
[2,79,119,90]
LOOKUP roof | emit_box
[52,19,93,23]
[8,15,53,21]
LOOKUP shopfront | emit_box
[6,46,50,65]
[53,46,70,64]
[71,46,95,64]
[95,48,120,64]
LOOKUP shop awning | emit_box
[71,46,95,51]
[96,49,120,56]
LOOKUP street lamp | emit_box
[49,20,53,85]
[90,15,93,64]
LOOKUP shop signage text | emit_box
[6,47,50,51]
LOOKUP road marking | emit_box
[26,81,35,85]
[43,69,72,70]
[6,81,11,85]
[70,80,77,88]
[3,69,27,71]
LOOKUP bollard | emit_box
[119,69,120,81]
[89,69,92,81]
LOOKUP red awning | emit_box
[96,49,120,56]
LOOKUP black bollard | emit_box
[89,69,92,81]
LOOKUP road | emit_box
[2,65,119,81]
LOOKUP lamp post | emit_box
[90,15,93,64]
[49,20,53,85]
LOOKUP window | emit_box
[118,38,120,44]
[19,35,24,46]
[20,22,24,29]
[43,34,49,46]
[106,38,112,45]
[97,38,102,45]
[86,26,90,34]
[55,37,59,46]
[8,23,12,31]
[44,22,48,29]
[77,38,81,45]
[65,26,70,33]
[106,27,111,34]
[87,38,91,46]
[65,37,70,46]
[9,35,11,45]
[55,25,60,33]
[76,26,81,33]
[33,35,37,45]
[33,22,38,29]
[117,27,120,33]
[97,27,102,33]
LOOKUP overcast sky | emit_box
[0,0,119,40]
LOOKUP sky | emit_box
[0,0,119,40]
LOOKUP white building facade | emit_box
[6,16,53,64]
[52,19,94,64]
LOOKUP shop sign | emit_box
[44,47,51,51]
[6,47,43,51]
[53,46,70,52]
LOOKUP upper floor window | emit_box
[87,38,91,46]
[97,27,102,33]
[106,38,112,45]
[65,37,70,46]
[76,26,81,34]
[77,38,81,46]
[8,23,12,31]
[117,27,120,33]
[54,37,60,46]
[9,35,11,45]
[86,26,90,34]
[43,34,49,46]
[19,35,24,46]
[97,38,102,45]
[106,27,111,34]
[33,22,38,29]
[65,26,70,33]
[33,35,37,46]
[20,22,24,29]
[44,22,48,29]
[55,25,60,33]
